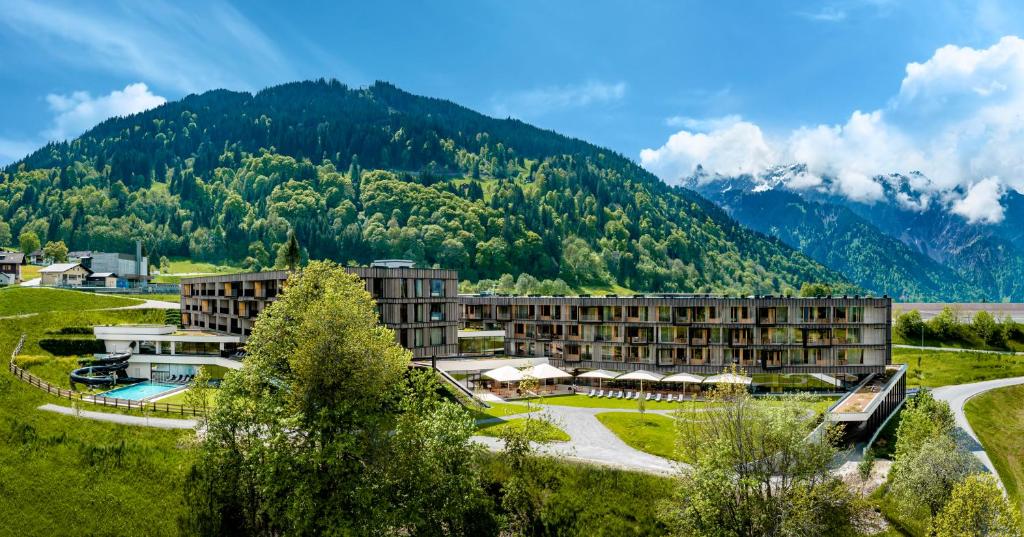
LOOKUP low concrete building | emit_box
[86,272,120,288]
[93,325,243,381]
[39,262,91,286]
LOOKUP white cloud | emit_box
[0,0,296,93]
[493,81,626,118]
[952,177,1005,223]
[640,36,1024,221]
[0,138,37,164]
[45,83,166,141]
[640,119,775,182]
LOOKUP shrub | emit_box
[37,338,105,356]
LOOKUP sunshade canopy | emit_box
[661,372,706,383]
[576,369,620,379]
[521,363,572,380]
[703,372,753,385]
[483,365,524,382]
[616,370,665,382]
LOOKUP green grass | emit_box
[893,347,1024,388]
[475,417,570,442]
[98,292,181,303]
[0,287,142,317]
[964,384,1024,515]
[152,259,244,283]
[20,264,42,281]
[595,412,686,462]
[535,393,706,411]
[0,341,193,536]
[470,401,535,420]
[155,388,217,407]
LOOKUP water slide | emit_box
[70,352,146,388]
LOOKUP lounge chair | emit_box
[596,390,605,398]
[655,393,662,402]
[624,391,633,399]
[667,394,676,402]
[587,389,596,397]
[616,390,624,399]
[645,393,652,401]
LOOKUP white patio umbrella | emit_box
[703,372,753,385]
[482,365,525,395]
[662,372,706,396]
[521,363,572,380]
[576,368,619,390]
[616,370,665,394]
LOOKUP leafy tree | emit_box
[927,306,961,340]
[18,231,40,255]
[893,389,956,460]
[159,256,171,274]
[182,261,493,536]
[496,273,515,294]
[888,435,976,519]
[972,311,1006,348]
[0,219,11,248]
[799,282,833,297]
[894,309,925,341]
[276,229,301,270]
[514,273,539,295]
[184,366,213,416]
[932,474,1023,537]
[661,366,864,536]
[43,240,69,263]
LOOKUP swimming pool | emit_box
[98,382,181,401]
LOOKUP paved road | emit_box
[104,298,180,310]
[39,403,198,429]
[932,376,1024,489]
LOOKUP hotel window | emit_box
[659,326,673,342]
[658,306,671,322]
[414,329,424,347]
[429,327,444,346]
[415,305,425,323]
[837,349,863,365]
[850,307,864,322]
[400,278,408,298]
[415,279,424,297]
[430,279,444,297]
[430,303,444,321]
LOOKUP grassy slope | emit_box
[892,347,1024,388]
[964,384,1024,515]
[152,258,244,283]
[0,287,142,317]
[0,327,192,536]
[595,412,684,462]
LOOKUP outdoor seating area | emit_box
[477,364,754,400]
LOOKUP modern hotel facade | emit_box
[181,263,890,377]
[461,295,891,376]
[181,261,460,359]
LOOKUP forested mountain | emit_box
[693,168,1024,301]
[0,80,848,294]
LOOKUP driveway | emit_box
[932,376,1024,489]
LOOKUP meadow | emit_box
[892,347,1024,388]
[965,384,1024,514]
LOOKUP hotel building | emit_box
[180,261,460,359]
[460,294,891,376]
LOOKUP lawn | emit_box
[595,412,685,462]
[96,292,181,303]
[535,393,707,411]
[20,264,42,281]
[965,384,1024,515]
[152,258,244,283]
[154,388,218,408]
[470,401,535,420]
[0,287,142,317]
[475,417,570,442]
[0,343,194,536]
[893,347,1024,388]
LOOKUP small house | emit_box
[86,272,119,288]
[39,263,92,287]
[0,251,26,284]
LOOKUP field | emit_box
[595,412,685,462]
[892,347,1024,388]
[0,287,142,317]
[964,384,1024,514]
[152,259,244,283]
[96,292,181,303]
[20,264,42,281]
[534,393,837,417]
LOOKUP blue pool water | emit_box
[99,382,180,401]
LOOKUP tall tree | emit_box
[181,261,493,536]
[43,240,69,263]
[932,474,1023,537]
[18,231,40,256]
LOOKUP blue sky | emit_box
[3,0,1024,221]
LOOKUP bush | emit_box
[49,326,93,335]
[37,338,105,356]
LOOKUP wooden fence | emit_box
[8,333,205,417]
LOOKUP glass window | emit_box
[430,279,444,297]
[430,327,444,345]
[414,329,424,347]
[430,303,444,321]
[415,279,424,297]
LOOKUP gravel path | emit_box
[473,404,682,475]
[932,376,1024,489]
[38,403,198,429]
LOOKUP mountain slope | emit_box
[694,176,983,301]
[0,79,849,294]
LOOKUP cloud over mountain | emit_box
[641,36,1024,221]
